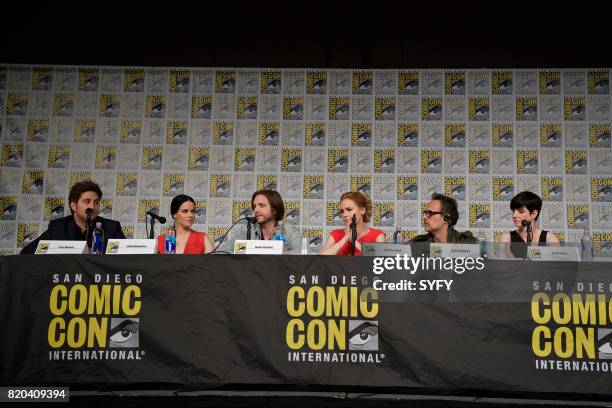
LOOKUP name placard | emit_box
[35,240,87,255]
[106,239,156,255]
[527,246,580,262]
[361,243,412,257]
[430,243,480,258]
[233,239,283,255]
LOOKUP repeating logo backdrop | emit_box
[0,66,610,254]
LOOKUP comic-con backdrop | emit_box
[0,66,610,255]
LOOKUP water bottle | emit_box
[393,226,402,244]
[581,229,593,261]
[165,225,176,254]
[478,229,488,259]
[273,222,287,254]
[92,222,105,254]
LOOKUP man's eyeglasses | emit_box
[423,210,446,218]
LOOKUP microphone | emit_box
[210,215,258,254]
[146,211,166,224]
[245,212,257,240]
[350,214,357,256]
[84,208,94,250]
[85,208,94,226]
[522,219,532,244]
[442,214,454,243]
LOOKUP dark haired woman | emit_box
[498,191,559,258]
[157,194,213,254]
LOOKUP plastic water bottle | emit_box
[274,222,287,254]
[92,222,105,254]
[478,229,488,259]
[165,225,176,254]
[581,229,593,261]
[393,226,402,244]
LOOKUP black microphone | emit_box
[84,208,94,249]
[244,216,257,224]
[245,212,258,239]
[146,211,166,224]
[85,207,94,226]
[443,214,453,242]
[210,216,258,254]
[522,219,532,244]
[350,214,357,256]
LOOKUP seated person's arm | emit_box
[217,226,241,253]
[497,231,513,257]
[114,222,126,239]
[319,233,346,255]
[204,234,214,254]
[546,231,561,245]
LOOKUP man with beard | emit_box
[21,180,125,254]
[218,190,301,254]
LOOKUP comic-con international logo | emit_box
[48,274,144,361]
[589,124,611,148]
[591,178,612,202]
[27,119,49,142]
[445,124,465,147]
[398,72,418,95]
[398,123,418,147]
[106,241,120,254]
[531,289,612,372]
[286,280,384,364]
[492,71,513,94]
[307,71,326,94]
[517,150,538,174]
[444,177,466,201]
[588,71,609,94]
[32,67,53,91]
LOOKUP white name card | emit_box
[527,246,580,262]
[35,240,87,255]
[361,243,412,257]
[234,239,284,255]
[430,243,480,258]
[105,239,157,255]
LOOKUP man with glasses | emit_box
[411,193,477,244]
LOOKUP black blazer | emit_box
[20,215,126,254]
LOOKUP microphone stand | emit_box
[246,218,253,240]
[521,220,532,260]
[210,217,256,255]
[526,223,532,246]
[149,215,156,239]
[85,210,93,250]
[350,214,357,256]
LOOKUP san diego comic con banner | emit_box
[0,66,611,254]
[1,254,612,396]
